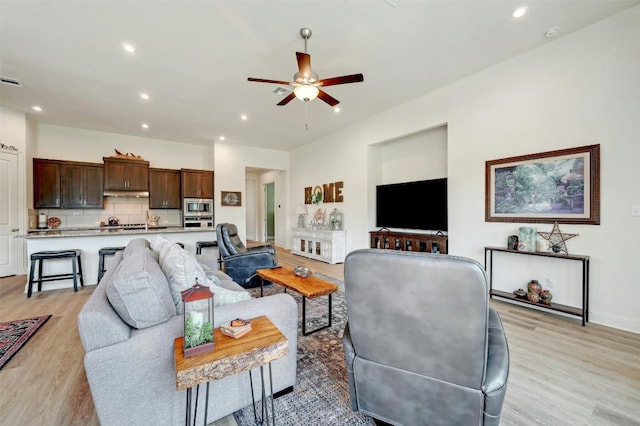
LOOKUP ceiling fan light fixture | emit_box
[294,85,319,102]
[294,71,318,84]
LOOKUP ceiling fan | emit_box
[248,28,364,107]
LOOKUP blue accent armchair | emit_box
[343,249,510,425]
[216,223,278,288]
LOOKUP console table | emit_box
[174,315,288,425]
[291,227,346,264]
[484,246,590,326]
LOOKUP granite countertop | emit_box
[23,226,215,238]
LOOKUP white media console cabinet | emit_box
[291,227,346,264]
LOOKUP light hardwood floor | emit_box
[1,243,638,426]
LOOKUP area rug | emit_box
[234,276,375,426]
[0,315,51,371]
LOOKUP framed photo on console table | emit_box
[485,144,600,225]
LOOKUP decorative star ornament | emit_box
[537,222,578,254]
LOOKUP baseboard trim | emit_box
[589,312,640,334]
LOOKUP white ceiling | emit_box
[1,0,638,151]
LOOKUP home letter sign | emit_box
[304,181,344,204]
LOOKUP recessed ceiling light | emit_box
[141,123,149,129]
[140,92,149,100]
[544,27,560,39]
[122,42,136,53]
[334,107,341,113]
[511,6,527,19]
[219,136,225,141]
[240,115,248,121]
[32,105,43,112]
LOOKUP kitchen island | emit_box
[23,226,218,292]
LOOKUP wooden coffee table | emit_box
[257,266,339,335]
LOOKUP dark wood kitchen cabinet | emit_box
[34,158,103,209]
[149,168,181,209]
[103,157,149,191]
[34,158,61,208]
[60,162,104,208]
[181,169,214,199]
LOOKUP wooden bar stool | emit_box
[196,241,221,268]
[28,249,84,298]
[97,246,125,283]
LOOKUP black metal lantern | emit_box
[181,279,214,357]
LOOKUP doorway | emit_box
[264,182,275,243]
[0,151,19,277]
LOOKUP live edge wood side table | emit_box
[174,315,288,426]
[256,266,339,336]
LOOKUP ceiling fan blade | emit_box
[296,52,312,79]
[317,89,340,107]
[277,92,296,106]
[248,77,292,85]
[318,73,364,87]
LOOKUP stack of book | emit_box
[221,319,252,339]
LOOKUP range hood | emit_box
[103,190,150,198]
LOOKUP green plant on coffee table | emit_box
[184,315,213,348]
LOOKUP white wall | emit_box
[378,125,447,184]
[290,6,640,333]
[36,124,212,169]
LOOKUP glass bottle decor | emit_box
[329,208,343,230]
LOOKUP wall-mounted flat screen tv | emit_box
[376,178,447,232]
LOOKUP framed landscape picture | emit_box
[485,144,600,225]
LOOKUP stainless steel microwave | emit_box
[183,198,213,216]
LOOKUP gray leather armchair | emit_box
[343,249,509,426]
[216,223,278,288]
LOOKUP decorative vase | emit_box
[527,291,540,303]
[540,290,553,305]
[527,279,542,294]
[518,227,537,252]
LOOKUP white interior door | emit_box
[0,151,19,277]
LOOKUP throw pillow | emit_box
[150,234,171,255]
[106,247,176,329]
[200,263,222,286]
[158,241,177,265]
[161,244,210,314]
[161,245,250,312]
[206,277,252,306]
[123,238,150,257]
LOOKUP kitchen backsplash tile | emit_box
[33,198,182,228]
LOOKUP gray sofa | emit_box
[77,237,298,425]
